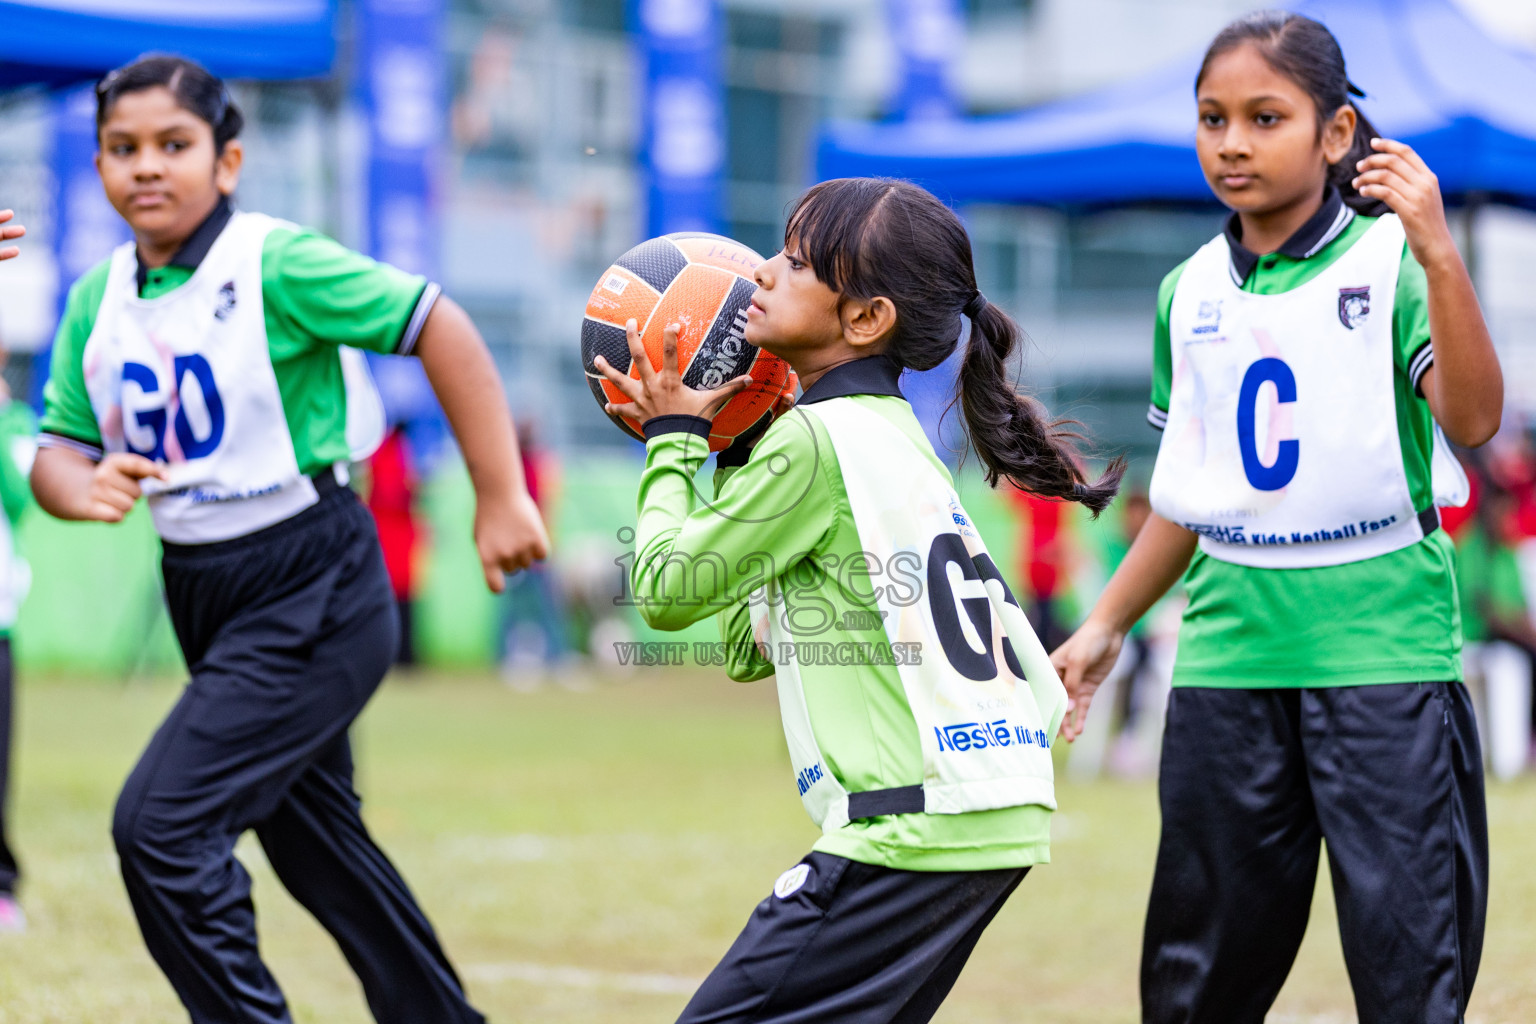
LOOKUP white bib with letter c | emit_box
[1149,214,1465,569]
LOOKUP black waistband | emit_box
[1418,506,1440,537]
[846,785,925,820]
[160,471,351,558]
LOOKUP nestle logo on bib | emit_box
[1192,300,1222,335]
[1338,286,1370,329]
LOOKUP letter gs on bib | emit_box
[121,356,227,462]
[926,534,1026,682]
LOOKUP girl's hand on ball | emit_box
[595,319,752,426]
[1352,138,1458,271]
[774,370,798,418]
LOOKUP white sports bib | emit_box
[84,212,321,544]
[1149,215,1466,569]
[756,398,1066,833]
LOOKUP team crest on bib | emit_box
[214,280,237,321]
[1337,286,1370,329]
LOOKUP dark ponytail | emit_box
[96,54,244,154]
[1196,10,1388,216]
[957,299,1124,513]
[785,177,1124,514]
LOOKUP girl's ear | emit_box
[214,139,243,197]
[843,295,897,351]
[1322,103,1356,166]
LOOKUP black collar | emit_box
[135,195,234,294]
[797,355,905,405]
[1223,185,1352,284]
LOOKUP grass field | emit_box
[0,670,1533,1023]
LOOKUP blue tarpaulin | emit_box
[0,0,336,88]
[817,0,1536,207]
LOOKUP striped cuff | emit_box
[643,414,711,440]
[395,281,442,356]
[38,431,104,462]
[1147,404,1168,431]
[1407,342,1434,398]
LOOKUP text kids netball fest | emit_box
[3,1,1536,1022]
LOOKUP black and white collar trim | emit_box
[1223,186,1355,285]
[797,355,905,405]
[134,195,234,294]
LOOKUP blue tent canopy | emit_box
[817,0,1536,208]
[0,0,336,88]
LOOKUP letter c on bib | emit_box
[1237,357,1299,491]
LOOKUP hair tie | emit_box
[963,292,988,319]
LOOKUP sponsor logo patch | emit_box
[948,499,977,538]
[935,718,1050,752]
[602,274,630,295]
[795,761,825,795]
[1192,299,1222,335]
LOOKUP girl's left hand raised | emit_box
[594,318,753,427]
[1353,138,1459,270]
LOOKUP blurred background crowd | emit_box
[3,0,1536,777]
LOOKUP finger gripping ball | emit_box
[582,232,792,451]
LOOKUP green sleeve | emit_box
[632,412,836,632]
[717,592,774,681]
[1394,242,1433,397]
[1149,259,1188,422]
[39,260,112,450]
[261,227,436,358]
[709,462,777,681]
[0,403,37,524]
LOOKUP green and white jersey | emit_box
[0,400,37,633]
[632,357,1064,871]
[1149,189,1462,687]
[39,201,435,544]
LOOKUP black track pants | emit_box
[678,851,1026,1024]
[112,488,484,1024]
[1142,683,1487,1024]
[0,638,15,895]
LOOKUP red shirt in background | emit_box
[1009,488,1066,602]
[368,429,418,601]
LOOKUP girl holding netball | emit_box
[595,176,1120,1023]
[1053,11,1498,1023]
[31,56,547,1024]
